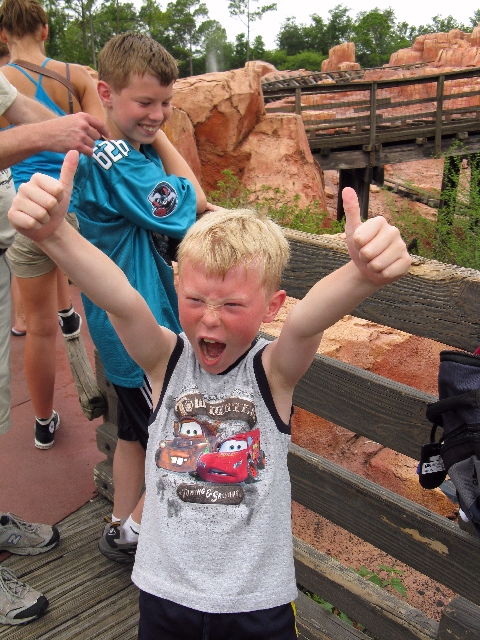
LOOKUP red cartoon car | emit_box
[196,428,265,484]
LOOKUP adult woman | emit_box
[0,0,105,449]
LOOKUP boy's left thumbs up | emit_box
[342,187,362,239]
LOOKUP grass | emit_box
[387,153,480,270]
[209,170,344,236]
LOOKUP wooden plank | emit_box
[435,75,445,157]
[289,443,480,605]
[314,132,480,169]
[296,591,369,640]
[94,458,114,502]
[294,537,438,640]
[96,421,118,460]
[307,119,480,152]
[3,498,110,578]
[94,351,118,426]
[264,66,480,95]
[39,584,138,640]
[0,501,134,640]
[281,231,480,352]
[438,596,480,639]
[64,335,107,420]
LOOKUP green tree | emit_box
[276,17,309,56]
[470,10,480,28]
[201,20,232,72]
[227,0,277,62]
[353,7,412,68]
[230,32,248,68]
[44,0,70,60]
[417,14,468,35]
[250,34,265,59]
[138,0,171,45]
[63,0,100,65]
[165,0,209,76]
[321,4,353,52]
[95,0,138,39]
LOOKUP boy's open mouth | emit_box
[200,338,225,361]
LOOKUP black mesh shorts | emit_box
[112,377,152,451]
[138,591,298,640]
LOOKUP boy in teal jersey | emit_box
[70,32,208,562]
[9,151,411,639]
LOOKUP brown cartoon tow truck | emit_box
[155,418,219,473]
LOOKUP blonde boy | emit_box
[9,151,411,639]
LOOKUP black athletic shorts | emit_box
[138,591,298,640]
[112,377,152,450]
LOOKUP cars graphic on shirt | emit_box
[196,428,265,484]
[155,418,218,473]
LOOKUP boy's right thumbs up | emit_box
[8,151,78,243]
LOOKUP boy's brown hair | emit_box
[98,32,178,91]
[177,209,290,294]
[0,0,47,38]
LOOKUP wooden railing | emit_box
[93,229,480,640]
[263,67,480,171]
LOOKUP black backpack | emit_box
[420,349,480,537]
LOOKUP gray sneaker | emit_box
[0,513,59,555]
[98,520,137,564]
[0,567,49,625]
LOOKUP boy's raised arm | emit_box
[8,151,176,377]
[267,188,412,389]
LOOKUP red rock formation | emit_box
[171,66,327,208]
[162,107,202,181]
[389,25,480,68]
[321,42,360,72]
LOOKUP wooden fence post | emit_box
[438,596,480,639]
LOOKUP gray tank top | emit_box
[132,334,297,613]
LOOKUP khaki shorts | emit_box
[7,212,78,279]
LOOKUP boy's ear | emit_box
[262,290,286,324]
[97,80,114,107]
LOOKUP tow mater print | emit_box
[155,418,219,473]
[196,428,265,484]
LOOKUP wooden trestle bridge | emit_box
[262,66,480,218]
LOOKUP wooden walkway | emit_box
[0,497,139,640]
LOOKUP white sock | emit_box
[111,514,121,524]
[123,515,140,543]
[36,412,55,425]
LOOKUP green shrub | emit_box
[210,170,344,236]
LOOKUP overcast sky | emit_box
[133,1,479,50]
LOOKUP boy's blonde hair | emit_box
[97,32,178,92]
[0,0,46,38]
[177,209,290,293]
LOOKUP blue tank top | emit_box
[7,58,67,188]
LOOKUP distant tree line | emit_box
[43,1,480,77]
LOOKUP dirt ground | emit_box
[280,158,467,624]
